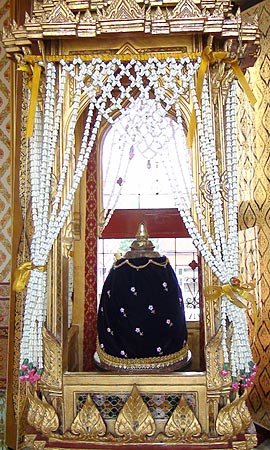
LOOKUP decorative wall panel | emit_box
[0,0,11,284]
[0,1,11,444]
[84,146,98,371]
[239,0,270,431]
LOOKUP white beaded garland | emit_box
[21,57,253,384]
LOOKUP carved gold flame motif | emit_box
[205,326,231,390]
[70,394,107,439]
[216,392,252,438]
[27,386,59,436]
[164,395,202,440]
[114,384,156,440]
[42,327,63,389]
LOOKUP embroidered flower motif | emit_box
[148,305,155,314]
[100,306,104,314]
[162,282,168,291]
[156,347,163,354]
[120,307,127,317]
[166,319,173,327]
[100,343,104,349]
[107,327,114,335]
[135,327,143,336]
[130,287,137,296]
[107,290,111,298]
[120,350,128,358]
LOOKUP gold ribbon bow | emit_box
[186,47,257,148]
[204,278,258,340]
[18,63,42,139]
[13,262,47,293]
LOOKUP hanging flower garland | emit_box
[171,78,257,388]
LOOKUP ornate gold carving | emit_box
[46,2,77,24]
[237,392,252,432]
[216,392,252,438]
[42,327,63,390]
[245,433,258,450]
[96,338,189,371]
[2,0,260,61]
[99,0,144,20]
[164,395,202,440]
[169,0,202,19]
[114,384,156,440]
[70,394,107,439]
[232,442,248,450]
[205,327,231,390]
[23,434,47,450]
[216,399,235,437]
[27,386,60,435]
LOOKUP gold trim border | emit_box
[96,340,189,370]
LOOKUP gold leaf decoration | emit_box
[238,393,252,432]
[232,442,248,450]
[70,394,106,439]
[164,395,201,440]
[230,395,245,436]
[216,399,235,437]
[205,327,231,390]
[216,392,252,438]
[27,387,59,436]
[24,434,47,450]
[245,432,258,450]
[42,327,62,389]
[114,384,155,440]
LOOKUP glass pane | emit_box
[97,237,199,321]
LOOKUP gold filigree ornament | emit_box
[27,385,59,436]
[205,327,231,390]
[216,398,235,438]
[164,395,202,440]
[216,392,252,438]
[237,391,253,432]
[114,384,156,441]
[245,432,258,450]
[42,327,62,390]
[24,434,47,450]
[70,394,107,439]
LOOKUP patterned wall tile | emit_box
[240,0,270,431]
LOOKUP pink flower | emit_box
[19,375,26,382]
[29,373,41,383]
[246,379,253,387]
[232,381,239,391]
[28,368,37,376]
[220,369,228,377]
[252,364,258,372]
[250,372,257,380]
[21,364,28,371]
[230,277,241,286]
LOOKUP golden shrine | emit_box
[2,0,264,449]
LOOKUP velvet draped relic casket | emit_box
[96,255,189,371]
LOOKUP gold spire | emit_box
[124,223,160,259]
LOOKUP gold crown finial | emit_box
[124,222,160,259]
[136,222,148,240]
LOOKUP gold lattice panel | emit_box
[239,0,270,431]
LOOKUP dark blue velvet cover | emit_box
[97,256,187,360]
